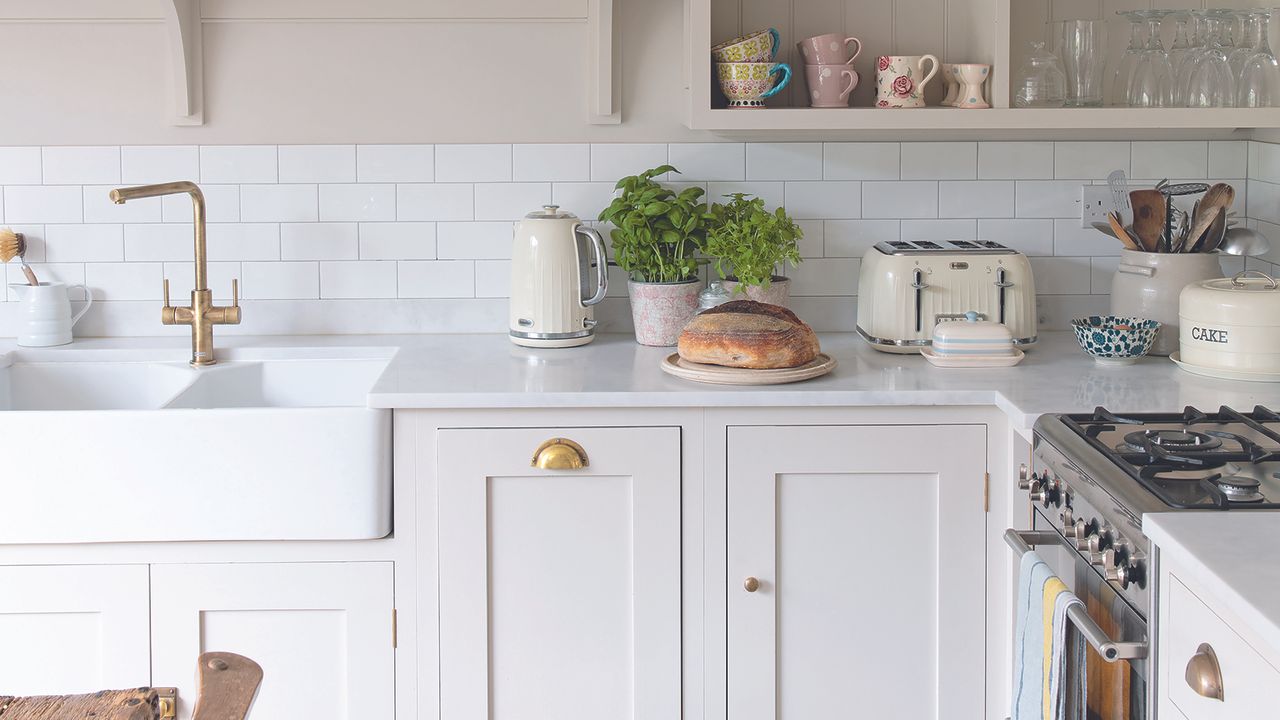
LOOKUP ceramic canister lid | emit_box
[1180,270,1280,327]
[931,311,1015,356]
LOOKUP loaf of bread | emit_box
[678,300,821,369]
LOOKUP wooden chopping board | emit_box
[661,353,836,385]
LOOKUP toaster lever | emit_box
[995,267,1014,325]
[911,268,929,333]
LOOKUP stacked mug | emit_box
[712,28,792,108]
[796,34,863,108]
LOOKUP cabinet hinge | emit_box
[392,608,398,649]
[984,472,990,513]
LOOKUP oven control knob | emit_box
[1075,519,1099,550]
[1103,549,1121,579]
[1061,507,1075,534]
[1028,478,1046,503]
[1018,464,1031,490]
[1128,560,1147,589]
[1088,529,1113,556]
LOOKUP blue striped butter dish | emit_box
[921,311,1025,368]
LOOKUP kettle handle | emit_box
[576,225,609,306]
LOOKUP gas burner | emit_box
[1211,463,1271,503]
[1122,429,1222,453]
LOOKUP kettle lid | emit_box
[525,204,578,220]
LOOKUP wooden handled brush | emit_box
[0,227,39,285]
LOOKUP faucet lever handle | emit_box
[162,278,171,308]
[231,278,239,308]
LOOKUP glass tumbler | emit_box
[1061,19,1108,107]
[1238,11,1280,107]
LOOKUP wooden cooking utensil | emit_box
[1186,205,1224,254]
[1200,182,1235,217]
[1130,189,1166,252]
[1107,211,1143,251]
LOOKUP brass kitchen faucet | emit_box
[109,181,241,366]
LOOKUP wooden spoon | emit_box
[1108,211,1143,251]
[1130,189,1167,252]
[1200,182,1235,217]
[1186,205,1224,254]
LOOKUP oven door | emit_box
[1007,523,1150,720]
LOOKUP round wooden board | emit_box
[660,353,836,385]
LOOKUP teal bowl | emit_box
[1071,316,1161,366]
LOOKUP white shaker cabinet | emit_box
[436,427,681,720]
[726,425,987,720]
[0,564,151,696]
[150,562,395,720]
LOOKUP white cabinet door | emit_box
[150,562,394,720]
[0,564,150,696]
[727,425,987,720]
[437,427,681,720]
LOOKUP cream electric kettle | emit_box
[509,205,609,347]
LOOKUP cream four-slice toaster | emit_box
[856,239,1037,353]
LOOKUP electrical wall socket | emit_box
[1080,185,1113,228]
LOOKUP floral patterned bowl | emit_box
[1070,316,1162,366]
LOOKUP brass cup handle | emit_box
[744,577,761,592]
[531,438,589,470]
[1185,643,1224,701]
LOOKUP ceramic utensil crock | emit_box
[876,54,939,108]
[10,281,93,347]
[1110,248,1223,356]
[1179,270,1280,374]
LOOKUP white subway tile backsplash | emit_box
[0,147,43,184]
[207,223,280,262]
[281,222,358,261]
[901,142,976,180]
[513,144,590,182]
[436,144,512,182]
[474,183,552,221]
[320,260,396,299]
[552,182,616,222]
[397,184,473,221]
[437,222,512,260]
[824,219,899,257]
[164,261,241,302]
[162,184,239,222]
[121,146,199,184]
[789,258,859,296]
[84,185,161,223]
[474,260,512,298]
[795,220,823,258]
[1090,256,1120,294]
[1054,142,1129,179]
[357,145,434,183]
[1248,180,1280,226]
[125,224,193,261]
[4,186,82,223]
[359,222,436,260]
[398,260,476,298]
[241,184,318,222]
[901,219,976,241]
[242,262,319,300]
[590,144,668,181]
[668,143,745,181]
[977,142,1053,180]
[42,146,120,185]
[319,184,395,221]
[708,181,784,209]
[278,145,356,183]
[44,224,124,262]
[823,143,899,181]
[937,180,1014,218]
[783,181,861,219]
[1130,141,1207,180]
[1053,219,1121,257]
[86,262,163,301]
[862,181,937,219]
[1015,181,1081,218]
[1029,257,1091,294]
[977,218,1054,256]
[747,143,823,180]
[200,146,277,184]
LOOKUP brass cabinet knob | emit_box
[744,576,761,592]
[1185,643,1224,701]
[531,438,589,470]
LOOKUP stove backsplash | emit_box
[1,139,1276,337]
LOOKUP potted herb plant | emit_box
[599,165,712,346]
[703,192,803,306]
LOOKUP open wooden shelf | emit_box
[688,107,1280,132]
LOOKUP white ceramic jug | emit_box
[1110,250,1222,356]
[9,282,93,347]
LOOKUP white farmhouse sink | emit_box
[0,347,394,544]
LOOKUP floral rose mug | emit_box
[875,54,939,108]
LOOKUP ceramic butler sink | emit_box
[0,347,393,544]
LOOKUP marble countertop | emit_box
[1146,513,1280,664]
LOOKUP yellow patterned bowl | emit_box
[711,28,780,63]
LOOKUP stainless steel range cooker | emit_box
[1007,405,1280,720]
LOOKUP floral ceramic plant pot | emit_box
[875,54,939,108]
[628,278,703,346]
[720,276,791,307]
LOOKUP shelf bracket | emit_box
[161,0,204,126]
[587,0,620,124]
